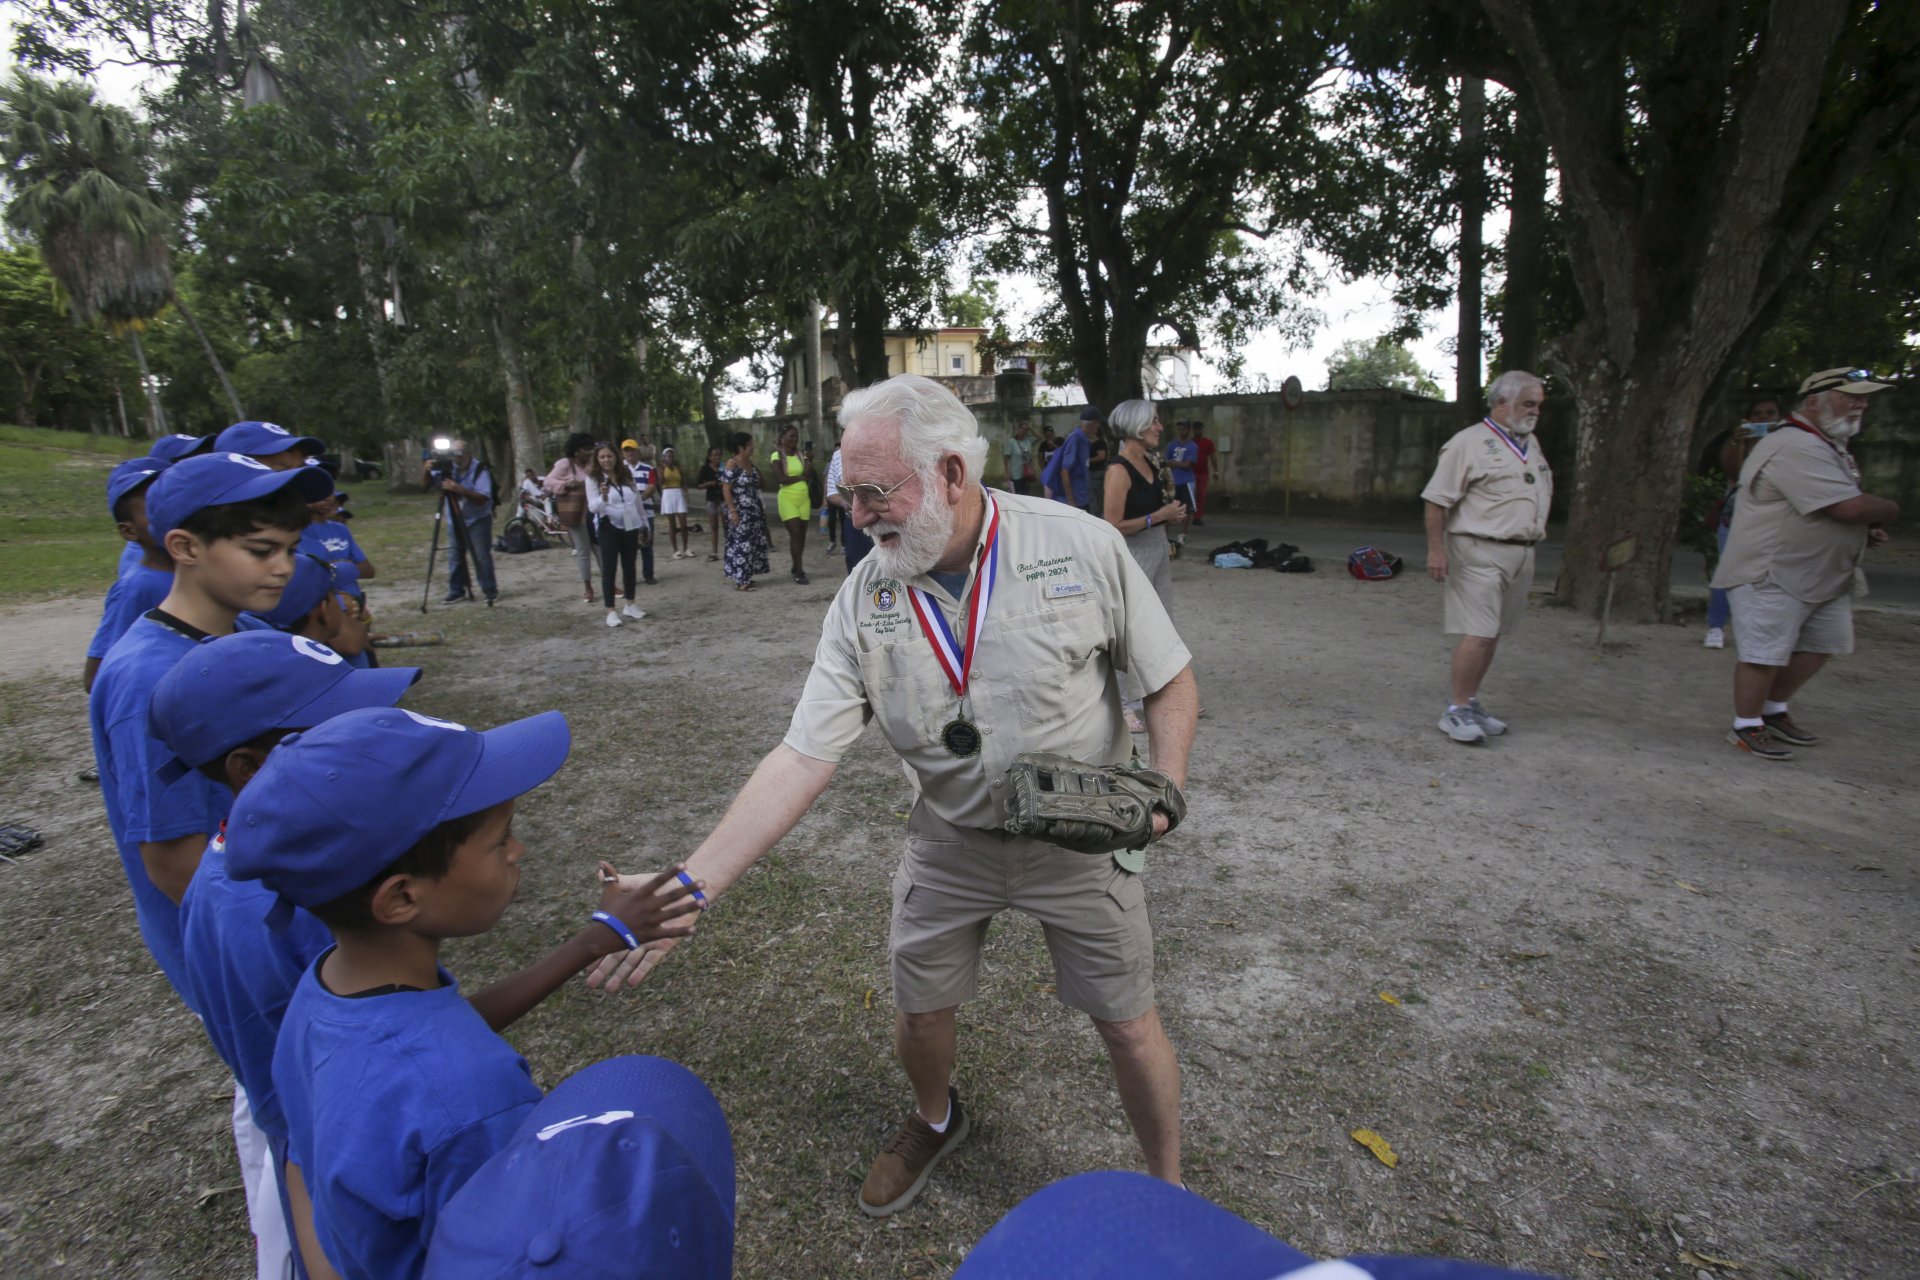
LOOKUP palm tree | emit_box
[0,73,244,432]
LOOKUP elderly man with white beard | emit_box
[1711,367,1900,761]
[1421,370,1554,744]
[599,374,1199,1216]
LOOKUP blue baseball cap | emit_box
[330,560,363,598]
[247,553,337,630]
[954,1173,1558,1280]
[148,631,421,784]
[150,433,214,462]
[145,452,335,546]
[225,707,570,910]
[215,420,324,458]
[425,1055,734,1280]
[106,456,171,516]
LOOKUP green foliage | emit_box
[1325,336,1444,398]
[0,73,175,325]
[0,245,142,429]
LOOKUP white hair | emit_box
[838,374,989,483]
[1108,399,1157,441]
[1487,370,1543,409]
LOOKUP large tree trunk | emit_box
[700,362,726,428]
[1478,0,1896,622]
[848,286,890,389]
[1455,77,1486,414]
[1500,95,1547,374]
[1558,354,1711,619]
[126,330,166,436]
[491,306,545,480]
[170,290,244,420]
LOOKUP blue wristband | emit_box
[677,869,708,905]
[591,910,641,951]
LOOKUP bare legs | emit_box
[1449,634,1499,705]
[784,516,808,579]
[893,1004,1182,1183]
[1734,652,1829,717]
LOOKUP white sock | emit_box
[1447,704,1466,714]
[1762,700,1788,716]
[924,1099,952,1133]
[1734,716,1764,730]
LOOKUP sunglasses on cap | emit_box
[1802,368,1881,394]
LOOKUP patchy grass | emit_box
[0,425,433,604]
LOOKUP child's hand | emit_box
[592,860,704,953]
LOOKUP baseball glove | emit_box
[1001,752,1187,854]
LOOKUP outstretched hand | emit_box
[592,860,705,952]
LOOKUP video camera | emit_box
[425,435,460,486]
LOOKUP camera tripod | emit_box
[420,484,494,612]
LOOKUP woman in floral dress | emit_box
[720,431,772,590]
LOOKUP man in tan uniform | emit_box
[1711,367,1900,761]
[1421,370,1553,744]
[607,374,1199,1216]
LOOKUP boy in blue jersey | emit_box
[152,630,423,1280]
[84,456,175,692]
[108,433,212,578]
[227,708,707,1280]
[1163,420,1200,558]
[88,451,334,1006]
[301,491,376,582]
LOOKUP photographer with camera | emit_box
[419,440,499,604]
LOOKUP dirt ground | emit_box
[1,511,1915,1279]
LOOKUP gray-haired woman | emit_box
[1103,399,1187,733]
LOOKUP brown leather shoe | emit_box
[858,1088,968,1217]
[1762,711,1818,746]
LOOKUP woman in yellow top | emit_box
[657,446,693,558]
[768,423,817,585]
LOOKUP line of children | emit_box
[90,429,731,1277]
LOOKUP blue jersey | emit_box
[1048,429,1092,506]
[117,541,143,577]
[1165,440,1199,487]
[179,830,332,1144]
[300,520,366,570]
[275,957,541,1280]
[86,563,174,660]
[88,614,230,1004]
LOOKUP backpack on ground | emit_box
[1347,546,1403,580]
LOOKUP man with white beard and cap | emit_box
[1711,366,1900,761]
[1421,370,1553,744]
[595,373,1199,1217]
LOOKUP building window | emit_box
[950,354,964,372]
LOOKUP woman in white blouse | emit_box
[586,444,650,627]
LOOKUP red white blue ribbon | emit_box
[906,490,1001,699]
[1483,417,1530,461]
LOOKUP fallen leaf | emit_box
[863,988,874,1010]
[1520,1001,1543,1017]
[1428,778,1440,788]
[1679,1248,1746,1270]
[1854,865,1884,872]
[194,1184,244,1207]
[1349,1128,1399,1168]
[1378,991,1402,1006]
[1503,950,1551,963]
[1675,880,1707,895]
[1206,919,1240,929]
[1583,1247,1612,1260]
[1517,822,1538,829]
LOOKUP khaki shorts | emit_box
[1444,534,1534,638]
[1727,582,1853,666]
[890,805,1155,1023]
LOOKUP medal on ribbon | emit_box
[1483,417,1531,463]
[906,490,1001,758]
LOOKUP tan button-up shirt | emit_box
[1421,421,1553,542]
[783,492,1192,831]
[1710,420,1865,602]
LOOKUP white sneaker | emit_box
[1438,707,1486,743]
[605,610,623,628]
[1703,627,1725,649]
[622,604,647,620]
